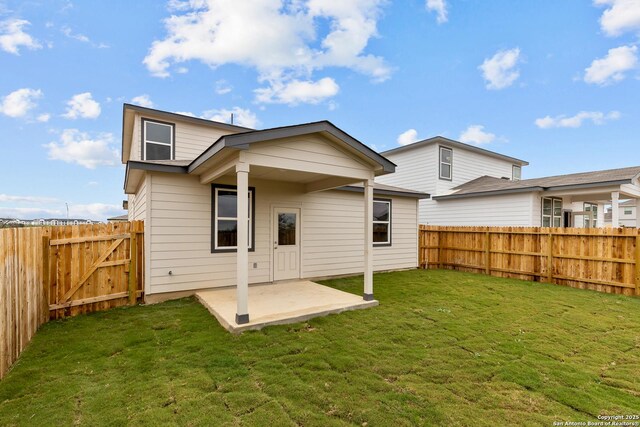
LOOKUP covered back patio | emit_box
[196,280,378,333]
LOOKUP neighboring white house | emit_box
[604,200,637,228]
[377,136,640,228]
[121,104,427,324]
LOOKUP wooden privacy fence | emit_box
[419,225,640,296]
[1,221,144,379]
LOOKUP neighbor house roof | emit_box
[381,136,529,166]
[433,166,640,200]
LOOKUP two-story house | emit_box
[121,104,427,325]
[377,136,640,228]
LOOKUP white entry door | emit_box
[273,208,301,281]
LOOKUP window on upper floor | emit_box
[373,199,392,246]
[439,146,452,180]
[512,165,521,181]
[624,208,632,215]
[143,119,174,161]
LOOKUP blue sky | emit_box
[0,0,638,220]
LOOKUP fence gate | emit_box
[44,221,144,319]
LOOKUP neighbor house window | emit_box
[439,146,453,180]
[142,119,174,161]
[584,202,598,228]
[512,165,521,181]
[542,197,562,227]
[373,199,392,246]
[624,208,632,215]
[211,184,255,252]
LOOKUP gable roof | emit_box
[434,166,640,200]
[382,136,529,166]
[121,104,252,163]
[188,120,396,174]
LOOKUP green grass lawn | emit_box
[1,269,640,426]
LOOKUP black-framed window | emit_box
[512,165,521,181]
[211,184,255,253]
[373,198,392,246]
[542,197,562,227]
[142,118,175,161]
[439,146,452,180]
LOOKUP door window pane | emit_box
[278,213,296,246]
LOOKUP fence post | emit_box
[635,233,640,296]
[41,234,50,321]
[547,231,554,283]
[128,230,138,305]
[484,231,491,275]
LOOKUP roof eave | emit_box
[433,186,543,200]
[337,185,430,199]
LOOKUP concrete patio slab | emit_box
[196,281,378,333]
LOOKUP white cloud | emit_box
[397,129,419,146]
[37,113,50,122]
[131,94,154,108]
[0,19,41,54]
[479,48,521,90]
[143,0,390,105]
[68,203,123,220]
[426,0,448,24]
[61,25,109,48]
[254,77,339,105]
[595,0,640,37]
[0,194,58,203]
[215,79,233,95]
[535,110,621,129]
[44,129,119,169]
[62,92,101,119]
[0,88,42,118]
[459,125,496,145]
[173,111,196,117]
[61,25,89,43]
[0,204,123,221]
[201,107,258,128]
[584,45,638,85]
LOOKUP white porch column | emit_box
[636,199,640,227]
[363,179,374,301]
[611,191,620,228]
[597,203,605,228]
[235,163,250,324]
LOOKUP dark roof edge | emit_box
[337,185,430,199]
[382,136,529,166]
[434,178,633,201]
[544,179,632,192]
[433,186,544,200]
[127,161,189,174]
[123,103,253,132]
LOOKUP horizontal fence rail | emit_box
[0,221,144,380]
[419,225,640,296]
